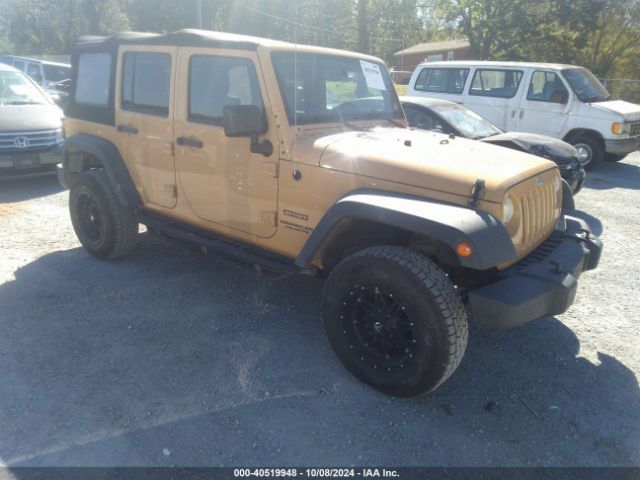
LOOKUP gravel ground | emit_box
[0,154,638,467]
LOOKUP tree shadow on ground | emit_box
[0,235,637,467]
[584,159,640,191]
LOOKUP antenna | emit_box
[293,0,298,162]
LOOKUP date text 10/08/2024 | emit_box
[233,468,400,478]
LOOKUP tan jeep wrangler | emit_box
[58,30,602,397]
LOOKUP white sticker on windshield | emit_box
[360,60,386,91]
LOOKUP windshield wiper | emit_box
[6,100,45,105]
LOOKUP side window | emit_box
[189,55,263,126]
[527,70,568,104]
[121,52,171,116]
[414,68,468,94]
[469,69,523,98]
[75,53,111,106]
[12,60,25,72]
[26,63,42,83]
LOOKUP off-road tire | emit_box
[69,169,137,260]
[605,153,627,162]
[569,134,603,171]
[322,245,468,397]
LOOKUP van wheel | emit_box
[570,135,603,171]
[69,169,137,260]
[322,246,468,397]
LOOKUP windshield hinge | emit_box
[469,179,485,207]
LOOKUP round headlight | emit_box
[503,196,514,224]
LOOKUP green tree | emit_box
[5,0,129,54]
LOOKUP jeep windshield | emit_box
[562,67,611,103]
[272,52,404,126]
[0,70,49,105]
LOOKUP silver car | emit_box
[0,63,64,178]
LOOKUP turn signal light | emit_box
[612,122,623,134]
[456,242,473,257]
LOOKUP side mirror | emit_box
[223,105,272,156]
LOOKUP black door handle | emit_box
[176,136,203,149]
[116,124,138,134]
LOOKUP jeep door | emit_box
[513,69,572,137]
[174,48,278,238]
[464,68,524,130]
[115,46,178,209]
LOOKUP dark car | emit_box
[400,96,587,194]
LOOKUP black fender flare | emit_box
[63,133,142,208]
[295,190,516,271]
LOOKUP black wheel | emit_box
[322,246,468,397]
[69,169,137,260]
[569,135,603,171]
[605,153,627,162]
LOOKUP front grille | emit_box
[520,177,558,252]
[0,129,59,152]
[511,231,562,272]
[629,121,640,137]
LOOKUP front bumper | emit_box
[468,214,602,328]
[0,144,63,178]
[604,137,640,155]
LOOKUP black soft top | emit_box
[74,29,291,53]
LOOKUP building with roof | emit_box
[393,39,471,72]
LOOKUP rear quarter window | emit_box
[414,68,469,94]
[75,53,111,106]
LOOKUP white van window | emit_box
[75,53,111,106]
[12,60,25,72]
[469,69,523,98]
[527,71,568,103]
[26,63,42,83]
[414,68,469,94]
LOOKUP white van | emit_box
[406,61,640,169]
[0,55,71,89]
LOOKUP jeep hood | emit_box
[0,104,63,131]
[480,131,577,160]
[588,99,640,122]
[316,128,557,203]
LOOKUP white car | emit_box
[0,63,64,178]
[406,61,640,169]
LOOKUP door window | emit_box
[527,71,568,104]
[121,52,171,116]
[469,69,523,98]
[414,68,469,94]
[188,55,263,126]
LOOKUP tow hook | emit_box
[549,260,563,274]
